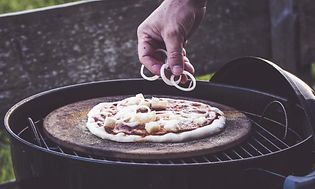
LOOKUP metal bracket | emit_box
[27,117,42,147]
[259,100,289,140]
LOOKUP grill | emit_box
[22,105,301,165]
[4,57,315,189]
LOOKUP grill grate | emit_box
[17,109,302,165]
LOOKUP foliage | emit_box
[196,73,214,81]
[0,0,79,14]
[0,142,14,183]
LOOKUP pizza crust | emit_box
[86,94,226,143]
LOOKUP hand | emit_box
[137,0,207,76]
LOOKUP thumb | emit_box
[164,33,185,76]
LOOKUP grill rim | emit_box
[13,115,311,166]
[7,126,312,168]
[4,79,313,167]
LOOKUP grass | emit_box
[0,143,14,183]
[0,131,14,183]
[0,0,79,14]
[196,73,213,81]
[312,63,315,82]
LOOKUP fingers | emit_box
[138,28,195,80]
[137,33,163,75]
[163,32,185,76]
[182,48,186,56]
[184,57,195,74]
[181,55,194,84]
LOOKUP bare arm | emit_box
[137,0,207,76]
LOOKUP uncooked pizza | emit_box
[86,94,226,142]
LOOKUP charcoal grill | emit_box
[3,57,315,189]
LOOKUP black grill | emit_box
[4,57,315,189]
[19,102,301,165]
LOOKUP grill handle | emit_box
[284,171,315,189]
[242,168,315,189]
[211,56,315,144]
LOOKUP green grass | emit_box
[196,73,213,81]
[0,131,14,183]
[0,0,79,14]
[312,63,315,80]
[0,144,14,183]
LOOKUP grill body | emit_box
[5,79,314,189]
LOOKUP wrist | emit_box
[189,0,207,7]
[162,0,207,7]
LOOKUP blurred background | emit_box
[0,0,314,185]
[0,0,78,14]
[0,0,80,184]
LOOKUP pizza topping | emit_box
[103,117,116,128]
[208,111,217,119]
[145,122,161,134]
[139,99,151,107]
[129,111,157,125]
[136,106,150,113]
[194,117,207,125]
[87,94,226,142]
[163,119,179,132]
[151,97,168,110]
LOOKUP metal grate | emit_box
[16,106,303,166]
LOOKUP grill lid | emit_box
[211,56,315,144]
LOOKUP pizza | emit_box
[86,94,226,142]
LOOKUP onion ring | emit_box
[160,64,181,86]
[155,49,168,56]
[170,71,196,91]
[140,48,196,92]
[140,65,159,81]
[157,49,181,85]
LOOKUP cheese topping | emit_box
[86,94,226,143]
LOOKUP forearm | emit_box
[139,0,207,76]
[159,0,207,7]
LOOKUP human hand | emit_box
[137,0,207,77]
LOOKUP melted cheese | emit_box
[114,105,137,121]
[151,97,168,110]
[86,94,226,143]
[163,119,178,131]
[145,122,161,134]
[129,111,157,125]
[103,117,116,128]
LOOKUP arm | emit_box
[137,0,207,76]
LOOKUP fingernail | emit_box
[172,65,183,76]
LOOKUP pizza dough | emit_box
[86,94,226,142]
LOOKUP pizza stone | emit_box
[43,95,251,160]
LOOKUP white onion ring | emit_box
[136,105,151,113]
[170,71,196,91]
[140,48,196,92]
[140,49,167,81]
[160,64,181,86]
[155,48,168,56]
[156,49,181,86]
[140,65,159,81]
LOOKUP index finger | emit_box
[138,36,164,75]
